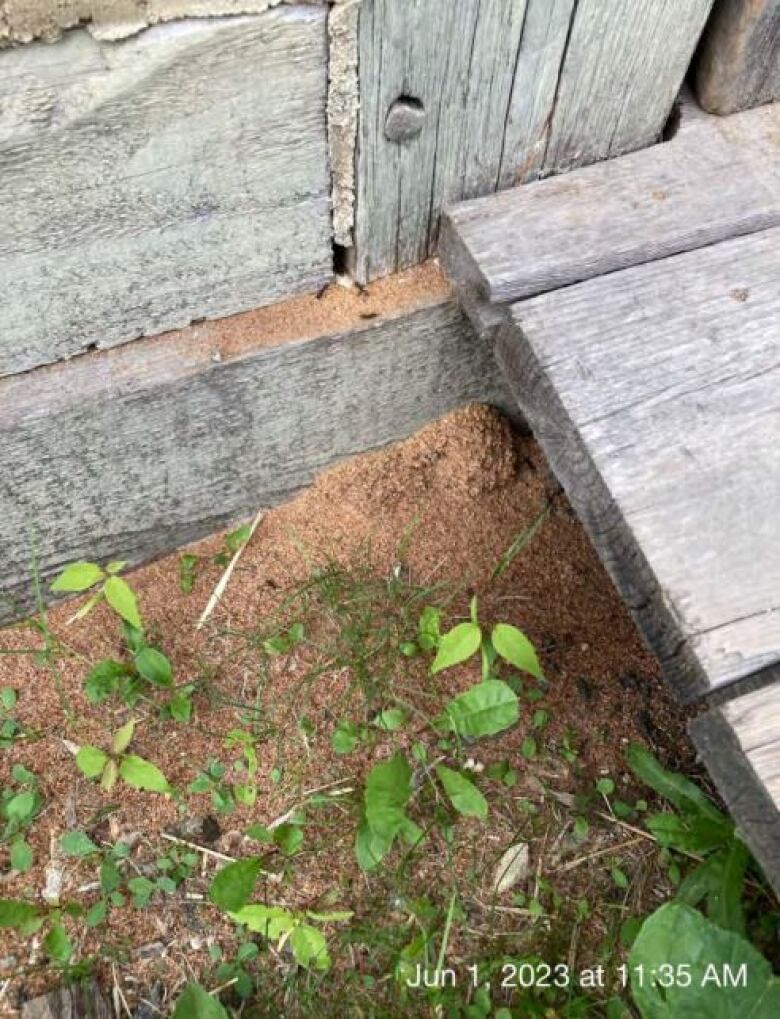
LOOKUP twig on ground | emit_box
[112,964,133,1018]
[196,509,265,630]
[554,836,645,874]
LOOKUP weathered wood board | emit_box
[353,0,714,282]
[0,8,333,377]
[492,229,780,700]
[440,102,780,310]
[691,679,780,896]
[0,297,513,623]
[20,978,112,1018]
[697,0,780,114]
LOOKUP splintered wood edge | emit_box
[492,308,709,702]
[691,684,780,898]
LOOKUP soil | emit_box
[0,403,700,1017]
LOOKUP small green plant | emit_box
[0,898,76,965]
[51,560,141,628]
[0,687,28,749]
[84,618,192,715]
[207,856,352,972]
[59,831,131,926]
[213,524,253,567]
[1,764,41,873]
[75,720,171,794]
[171,982,230,1019]
[430,598,542,740]
[187,731,261,811]
[179,553,199,594]
[628,744,752,935]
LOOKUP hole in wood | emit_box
[385,96,426,143]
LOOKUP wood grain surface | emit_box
[0,299,513,623]
[0,7,332,377]
[493,229,780,699]
[440,102,780,306]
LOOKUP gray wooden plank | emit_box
[440,101,780,307]
[691,680,780,897]
[541,0,713,174]
[0,1,320,44]
[21,979,112,1019]
[696,0,780,115]
[494,229,780,699]
[353,0,713,283]
[0,8,333,377]
[0,297,514,623]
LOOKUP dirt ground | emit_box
[0,403,700,1016]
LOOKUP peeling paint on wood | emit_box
[0,0,325,44]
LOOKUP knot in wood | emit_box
[384,96,426,142]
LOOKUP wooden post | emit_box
[696,0,780,114]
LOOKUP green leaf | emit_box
[491,623,542,678]
[103,576,142,629]
[128,876,156,906]
[85,901,108,928]
[59,831,100,857]
[1,687,17,711]
[0,899,42,929]
[229,904,295,940]
[44,922,72,964]
[246,823,274,844]
[707,838,749,935]
[332,720,359,755]
[134,647,173,687]
[290,923,330,970]
[273,824,303,856]
[372,708,405,732]
[106,561,127,575]
[10,839,33,873]
[645,812,732,855]
[167,691,193,723]
[51,561,104,593]
[111,719,136,755]
[436,765,488,820]
[627,745,726,823]
[356,818,395,872]
[119,755,170,793]
[171,983,230,1019]
[209,857,263,913]
[629,902,780,1018]
[364,753,412,840]
[76,746,109,779]
[5,790,36,822]
[431,622,482,674]
[438,680,519,739]
[225,524,252,554]
[84,659,129,704]
[418,606,441,650]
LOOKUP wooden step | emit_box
[440,102,779,333]
[491,228,780,701]
[692,680,780,897]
